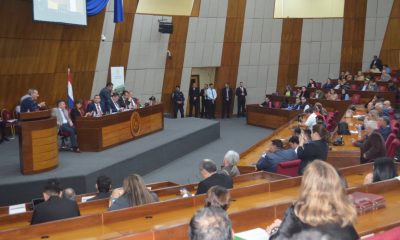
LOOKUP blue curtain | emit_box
[114,0,124,22]
[86,0,109,16]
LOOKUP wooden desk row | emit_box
[0,163,397,239]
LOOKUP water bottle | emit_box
[357,124,362,139]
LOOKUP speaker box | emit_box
[159,21,173,34]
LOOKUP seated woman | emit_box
[109,174,159,211]
[259,96,272,108]
[221,150,240,177]
[326,89,338,101]
[284,85,293,97]
[313,89,325,99]
[307,79,316,88]
[355,71,365,81]
[363,157,398,184]
[204,186,231,211]
[70,99,90,124]
[268,160,358,240]
[340,89,350,101]
[297,86,310,99]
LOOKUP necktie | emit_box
[226,88,229,100]
[96,103,102,115]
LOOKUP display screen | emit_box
[33,0,87,26]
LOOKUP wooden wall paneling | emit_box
[161,16,190,114]
[380,0,400,69]
[276,18,303,94]
[214,0,246,117]
[0,0,106,111]
[191,0,201,17]
[340,0,367,73]
[108,0,139,82]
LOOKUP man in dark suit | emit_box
[370,55,383,71]
[200,84,208,118]
[235,82,247,117]
[20,89,46,113]
[221,83,233,118]
[360,120,386,163]
[110,93,122,113]
[86,95,105,117]
[51,100,80,152]
[118,90,130,109]
[0,120,8,144]
[255,138,298,172]
[188,83,200,117]
[196,159,233,195]
[172,86,185,118]
[31,179,80,225]
[99,82,113,113]
[87,175,112,202]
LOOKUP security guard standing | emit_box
[172,85,185,118]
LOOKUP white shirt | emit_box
[305,112,317,129]
[206,88,217,101]
[59,108,68,124]
[113,101,120,112]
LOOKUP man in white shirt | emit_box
[51,100,79,152]
[304,107,318,129]
[206,83,217,119]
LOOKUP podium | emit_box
[19,110,59,174]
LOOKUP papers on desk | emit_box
[353,115,365,118]
[81,195,95,203]
[350,130,359,134]
[9,204,26,215]
[7,119,17,123]
[234,228,270,240]
[395,176,400,181]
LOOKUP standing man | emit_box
[172,86,185,118]
[221,83,233,118]
[206,83,217,119]
[52,100,80,152]
[200,84,208,118]
[235,82,247,117]
[99,82,113,113]
[370,55,383,71]
[188,82,200,117]
[20,89,46,113]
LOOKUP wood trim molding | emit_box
[380,0,400,69]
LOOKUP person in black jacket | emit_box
[297,124,329,175]
[99,82,113,113]
[188,83,200,117]
[31,179,80,225]
[370,55,383,71]
[221,83,233,118]
[172,86,185,118]
[235,82,247,117]
[196,159,233,195]
[200,84,208,118]
[268,160,358,240]
[87,175,112,202]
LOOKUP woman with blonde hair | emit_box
[204,186,231,211]
[109,174,158,211]
[269,160,358,239]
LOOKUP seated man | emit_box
[20,89,46,113]
[110,93,122,113]
[196,159,233,195]
[62,188,76,201]
[31,179,80,225]
[259,96,272,108]
[0,119,9,144]
[380,70,391,82]
[303,107,318,129]
[255,138,298,172]
[87,175,112,201]
[359,80,370,91]
[383,100,393,116]
[378,116,391,141]
[86,95,105,117]
[189,207,232,240]
[52,100,80,152]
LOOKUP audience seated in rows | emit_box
[109,174,159,211]
[297,124,329,175]
[363,157,398,184]
[259,96,272,108]
[268,160,358,240]
[87,175,112,202]
[255,137,299,172]
[31,179,80,225]
[221,150,240,177]
[196,159,233,195]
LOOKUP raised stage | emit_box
[0,118,220,206]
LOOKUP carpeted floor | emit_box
[144,117,273,184]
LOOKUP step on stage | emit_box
[0,118,220,206]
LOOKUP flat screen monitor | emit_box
[33,0,87,26]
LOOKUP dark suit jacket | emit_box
[99,88,112,111]
[20,97,39,113]
[235,87,247,99]
[31,196,80,225]
[109,101,119,113]
[270,206,358,240]
[221,87,233,101]
[189,88,200,103]
[200,88,207,102]
[86,102,105,115]
[297,140,329,174]
[196,172,233,195]
[118,97,130,109]
[70,108,83,124]
[370,58,383,70]
[361,130,386,163]
[86,192,111,202]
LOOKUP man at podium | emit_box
[20,89,46,113]
[52,100,80,153]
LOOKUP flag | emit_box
[114,0,124,23]
[67,67,74,109]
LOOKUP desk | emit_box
[76,104,163,151]
[246,105,301,129]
